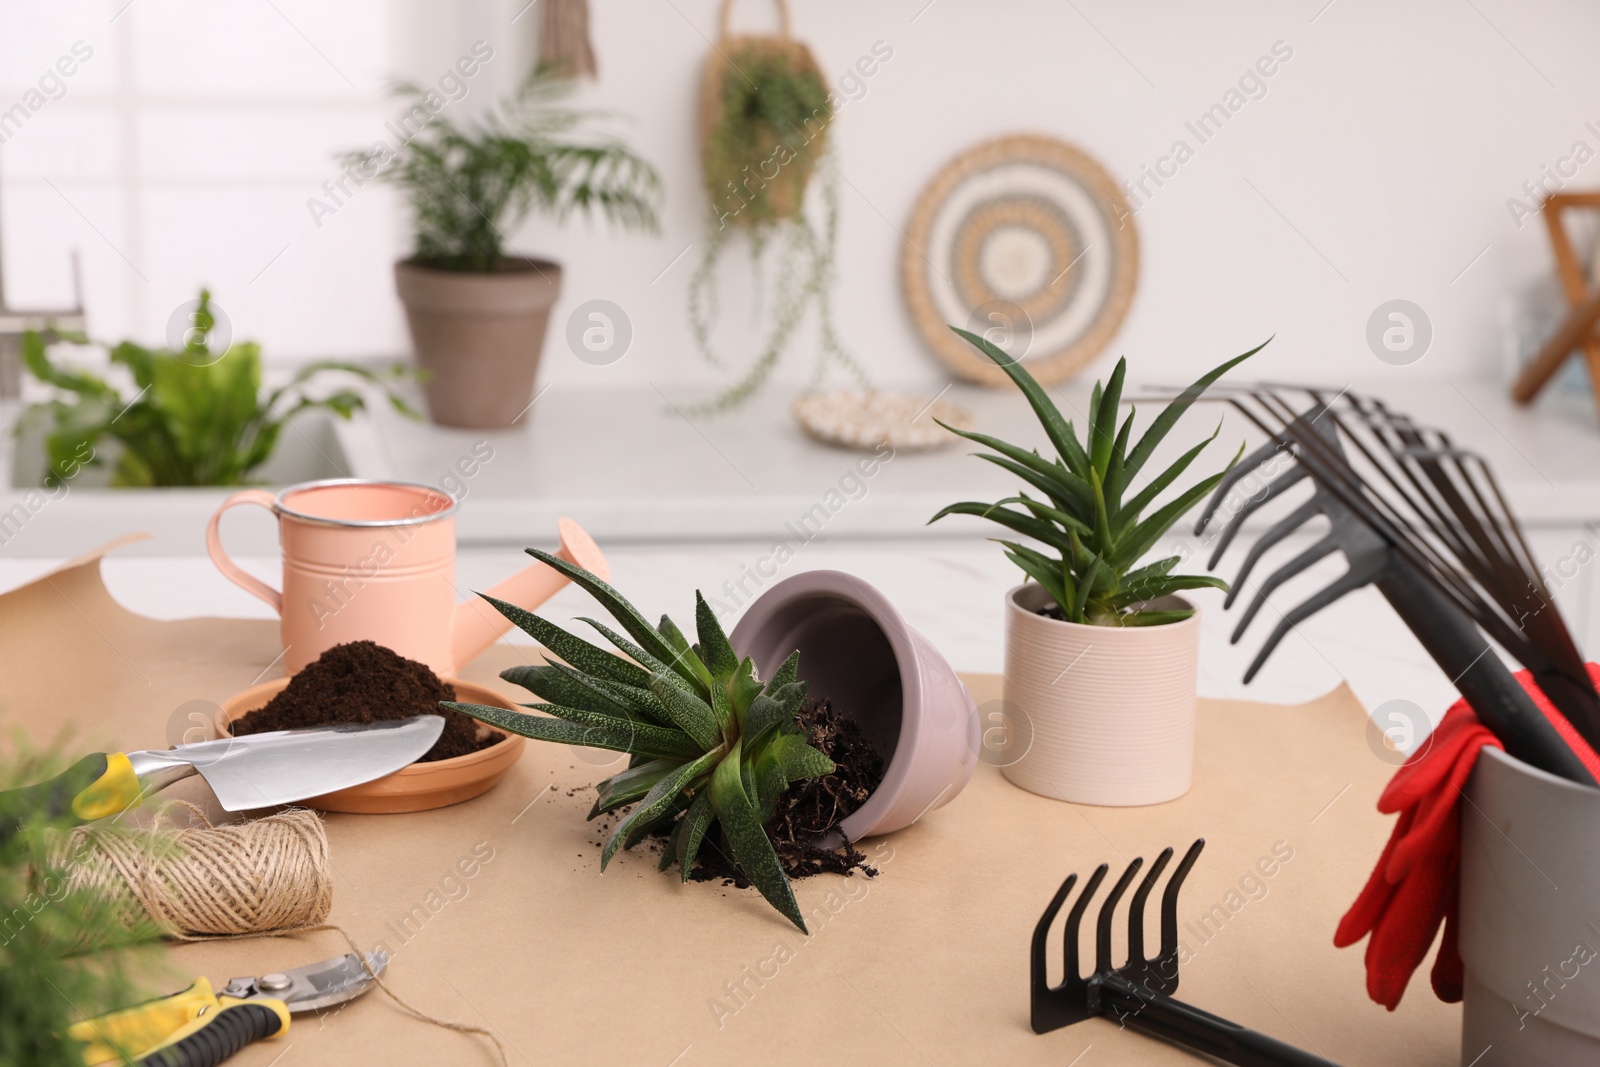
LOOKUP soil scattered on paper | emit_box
[639,697,886,884]
[229,640,498,762]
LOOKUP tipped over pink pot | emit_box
[729,570,979,841]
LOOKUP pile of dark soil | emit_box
[229,640,498,762]
[669,697,886,886]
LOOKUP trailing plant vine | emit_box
[687,37,866,414]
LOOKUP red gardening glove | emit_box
[1334,665,1600,1010]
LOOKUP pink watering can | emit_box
[206,478,607,676]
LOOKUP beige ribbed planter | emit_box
[394,257,562,429]
[1001,583,1199,806]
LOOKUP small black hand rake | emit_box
[1032,839,1340,1067]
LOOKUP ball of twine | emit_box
[41,803,332,942]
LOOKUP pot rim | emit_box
[1005,581,1198,634]
[729,570,925,839]
[1478,744,1600,797]
[394,255,562,275]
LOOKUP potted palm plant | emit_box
[931,327,1260,806]
[349,68,661,428]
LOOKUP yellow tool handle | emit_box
[72,978,292,1065]
[0,752,144,841]
[72,977,217,1065]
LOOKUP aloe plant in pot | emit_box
[347,66,661,428]
[931,327,1262,806]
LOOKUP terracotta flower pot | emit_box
[1460,747,1600,1066]
[729,570,979,841]
[394,257,562,429]
[1001,583,1198,806]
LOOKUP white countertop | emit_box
[4,377,1599,561]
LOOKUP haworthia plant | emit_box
[931,326,1264,626]
[447,550,834,931]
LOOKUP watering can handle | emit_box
[205,490,283,615]
[718,0,790,39]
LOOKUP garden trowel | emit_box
[0,714,444,839]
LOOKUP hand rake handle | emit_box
[1376,563,1597,788]
[1094,973,1341,1067]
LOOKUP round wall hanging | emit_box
[901,134,1139,387]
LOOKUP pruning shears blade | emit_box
[219,948,387,1013]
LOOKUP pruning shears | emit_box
[71,948,385,1066]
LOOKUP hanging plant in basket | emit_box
[687,0,866,413]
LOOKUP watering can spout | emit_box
[450,517,609,672]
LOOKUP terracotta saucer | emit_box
[217,678,526,814]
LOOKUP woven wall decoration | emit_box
[902,134,1139,387]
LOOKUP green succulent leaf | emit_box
[769,733,835,782]
[444,701,702,760]
[526,547,702,689]
[658,614,714,691]
[1115,421,1224,532]
[646,672,723,750]
[694,592,739,680]
[675,790,716,882]
[590,758,677,818]
[928,501,1083,554]
[1089,357,1125,476]
[1112,446,1243,568]
[949,326,1083,473]
[727,657,765,724]
[580,617,696,694]
[1123,573,1230,601]
[768,651,801,692]
[965,452,1088,518]
[1122,339,1267,483]
[709,742,807,932]
[1119,608,1198,626]
[934,421,1094,513]
[751,749,789,824]
[555,671,674,726]
[485,596,651,688]
[501,663,644,721]
[1002,545,1069,611]
[602,748,721,870]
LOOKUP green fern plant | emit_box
[349,65,661,273]
[448,550,834,931]
[931,327,1265,626]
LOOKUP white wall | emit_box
[5,0,1600,395]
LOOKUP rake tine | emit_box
[1159,839,1206,970]
[1032,873,1077,995]
[1064,864,1108,985]
[1205,463,1308,569]
[1195,433,1291,535]
[1242,549,1388,683]
[1096,857,1144,976]
[1230,533,1340,644]
[1224,498,1322,607]
[1126,846,1174,967]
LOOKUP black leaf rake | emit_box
[1153,383,1600,787]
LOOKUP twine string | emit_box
[42,803,507,1065]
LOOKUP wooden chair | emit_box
[1512,192,1600,406]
